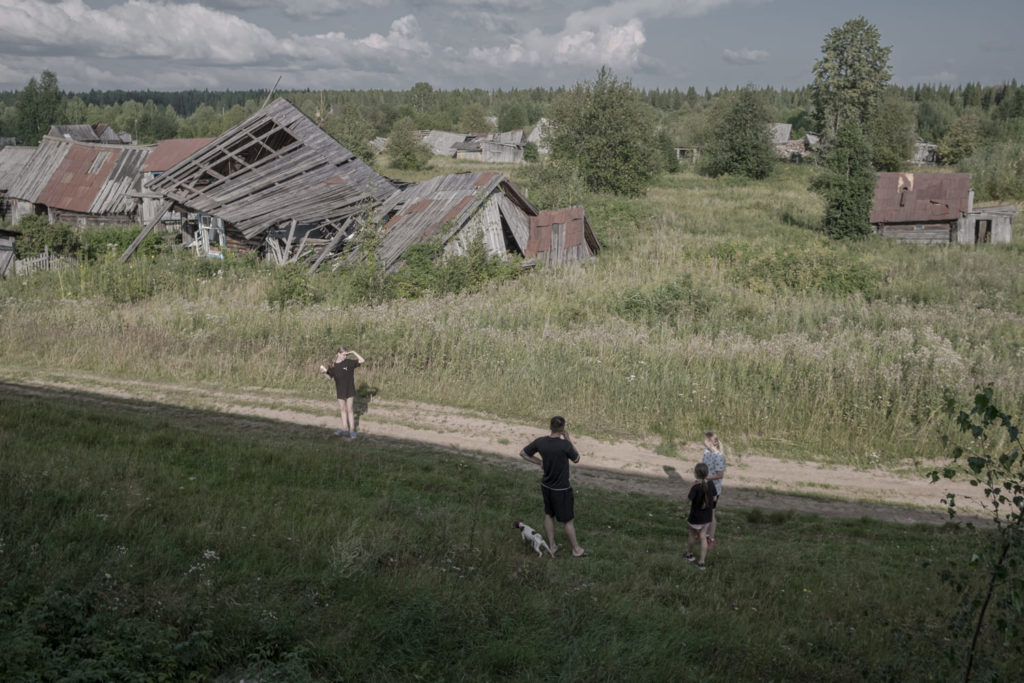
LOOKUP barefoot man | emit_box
[519,416,587,557]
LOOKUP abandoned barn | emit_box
[526,207,600,266]
[0,145,35,221]
[870,172,1015,244]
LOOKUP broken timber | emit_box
[120,199,171,262]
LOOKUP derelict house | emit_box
[870,172,1015,245]
[5,136,151,227]
[48,123,132,145]
[453,131,526,164]
[129,98,399,264]
[373,171,536,272]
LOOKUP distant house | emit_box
[870,172,1015,244]
[453,134,525,163]
[48,123,131,144]
[674,146,701,164]
[910,141,939,165]
[525,118,551,155]
[415,130,468,157]
[5,136,151,227]
[770,123,792,145]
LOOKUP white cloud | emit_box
[722,48,768,65]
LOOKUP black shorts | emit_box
[542,485,575,523]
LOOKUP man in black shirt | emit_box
[519,416,587,557]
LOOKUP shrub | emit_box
[701,89,775,180]
[518,161,588,211]
[959,142,1024,201]
[79,224,167,261]
[267,263,324,308]
[387,116,432,171]
[523,141,539,163]
[13,215,80,258]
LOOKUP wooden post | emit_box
[120,200,172,262]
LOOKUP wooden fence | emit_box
[13,246,78,276]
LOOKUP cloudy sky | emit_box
[1,0,1021,93]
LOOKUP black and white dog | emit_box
[514,521,554,558]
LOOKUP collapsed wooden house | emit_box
[870,172,1015,244]
[126,98,399,263]
[373,171,534,271]
[5,136,151,227]
[370,171,599,272]
[49,123,131,145]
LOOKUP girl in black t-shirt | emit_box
[684,462,715,570]
[319,346,365,439]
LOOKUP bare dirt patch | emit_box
[2,369,983,525]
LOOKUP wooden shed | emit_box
[870,172,973,244]
[136,98,398,260]
[0,145,36,221]
[373,171,537,272]
[526,207,600,266]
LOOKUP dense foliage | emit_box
[811,16,893,141]
[811,122,876,240]
[546,67,659,197]
[385,116,432,171]
[700,89,776,180]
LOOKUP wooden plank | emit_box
[308,219,350,273]
[120,199,171,262]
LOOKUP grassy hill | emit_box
[1,385,1015,681]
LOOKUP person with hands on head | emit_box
[519,416,587,558]
[319,346,365,439]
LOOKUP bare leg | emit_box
[698,527,709,564]
[564,519,585,556]
[686,528,696,556]
[544,514,557,553]
[708,509,717,540]
[343,396,356,433]
[336,399,349,433]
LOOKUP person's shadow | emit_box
[352,383,379,432]
[663,465,684,485]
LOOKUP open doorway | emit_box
[974,219,992,244]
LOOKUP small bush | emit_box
[523,141,539,163]
[13,215,80,258]
[267,263,324,308]
[79,225,168,261]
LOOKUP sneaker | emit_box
[333,429,348,436]
[684,552,696,562]
[349,431,357,440]
[696,562,706,571]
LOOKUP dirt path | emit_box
[1,370,984,526]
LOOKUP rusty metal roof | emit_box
[527,206,600,265]
[144,138,215,173]
[870,172,971,224]
[34,140,151,215]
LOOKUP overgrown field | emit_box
[1,387,1016,681]
[1,163,1023,466]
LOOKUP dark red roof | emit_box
[37,145,120,212]
[527,206,587,258]
[870,172,971,224]
[144,138,215,173]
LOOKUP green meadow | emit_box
[2,161,1023,679]
[0,387,1014,681]
[2,164,1022,466]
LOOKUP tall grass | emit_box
[1,163,1022,465]
[1,387,1017,680]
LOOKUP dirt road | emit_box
[1,370,984,526]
